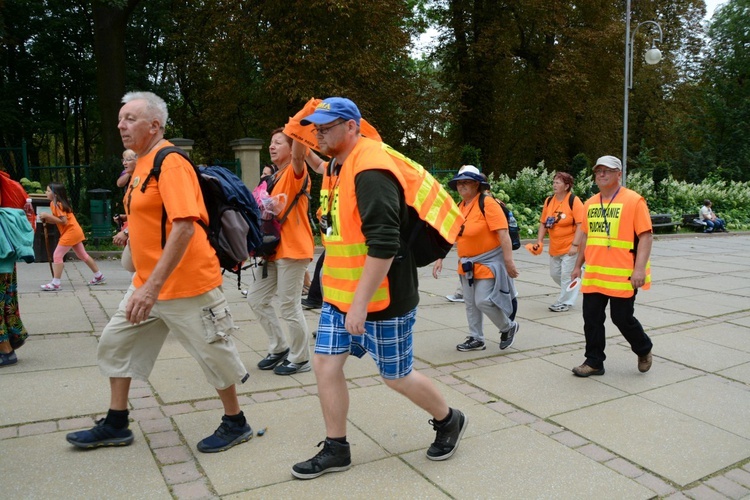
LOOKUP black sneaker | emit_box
[500,322,519,350]
[456,337,486,352]
[274,359,311,375]
[66,419,134,449]
[292,439,351,479]
[427,408,468,461]
[197,415,253,453]
[301,298,322,310]
[257,348,290,370]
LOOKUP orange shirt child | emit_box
[50,202,85,246]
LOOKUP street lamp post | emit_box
[622,0,663,185]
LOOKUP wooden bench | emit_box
[682,213,708,232]
[650,213,680,233]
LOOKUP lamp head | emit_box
[644,45,662,65]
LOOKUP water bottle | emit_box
[507,210,518,230]
[507,210,520,250]
[23,198,35,227]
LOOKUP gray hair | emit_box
[122,91,168,129]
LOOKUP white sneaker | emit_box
[549,303,571,312]
[446,294,464,303]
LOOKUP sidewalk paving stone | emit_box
[5,429,171,499]
[4,233,750,497]
[553,396,750,486]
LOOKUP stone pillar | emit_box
[231,138,264,188]
[169,138,194,157]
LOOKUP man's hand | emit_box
[571,266,581,281]
[631,268,647,289]
[125,281,158,324]
[432,259,443,279]
[344,303,368,335]
[113,230,128,247]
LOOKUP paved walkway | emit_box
[2,233,750,499]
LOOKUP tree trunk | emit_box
[91,0,140,159]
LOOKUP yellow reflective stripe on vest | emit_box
[323,284,390,307]
[586,262,650,277]
[323,264,363,281]
[585,264,632,277]
[582,277,636,291]
[324,242,368,258]
[586,237,634,250]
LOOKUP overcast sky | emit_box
[704,0,726,18]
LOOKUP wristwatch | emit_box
[123,228,129,236]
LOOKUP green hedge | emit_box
[440,163,750,237]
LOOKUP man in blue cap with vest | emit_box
[289,97,468,479]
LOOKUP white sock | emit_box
[51,278,61,286]
[94,272,103,279]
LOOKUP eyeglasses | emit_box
[122,157,137,163]
[313,121,346,136]
[594,168,618,176]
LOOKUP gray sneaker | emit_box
[446,293,465,303]
[257,348,289,370]
[499,322,519,350]
[273,359,311,375]
[456,337,485,351]
[292,439,351,479]
[426,408,468,461]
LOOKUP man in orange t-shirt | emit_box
[65,92,252,454]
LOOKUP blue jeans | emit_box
[705,218,725,232]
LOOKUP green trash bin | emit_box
[88,188,112,244]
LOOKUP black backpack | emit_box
[140,147,263,272]
[478,193,521,250]
[401,208,455,267]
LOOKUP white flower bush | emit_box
[440,165,750,235]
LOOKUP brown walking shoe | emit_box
[638,351,653,373]
[572,363,605,377]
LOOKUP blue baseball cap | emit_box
[300,97,361,126]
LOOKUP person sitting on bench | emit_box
[699,199,727,233]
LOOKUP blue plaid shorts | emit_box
[315,303,416,379]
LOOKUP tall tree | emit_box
[426,0,704,176]
[699,0,750,180]
[91,0,141,159]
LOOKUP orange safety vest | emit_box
[581,187,651,298]
[321,137,464,313]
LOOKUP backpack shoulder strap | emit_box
[545,196,552,208]
[567,193,577,225]
[140,146,194,193]
[139,146,205,248]
[278,173,309,225]
[478,193,507,218]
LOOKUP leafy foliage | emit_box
[441,163,750,238]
